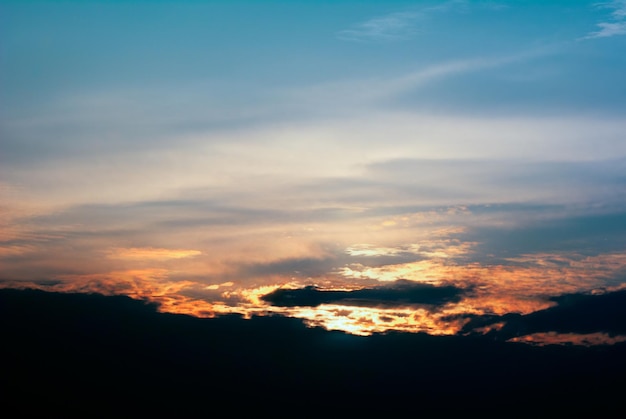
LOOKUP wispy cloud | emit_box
[336,10,422,42]
[285,45,556,114]
[336,0,469,42]
[604,0,626,18]
[584,0,626,39]
[586,21,626,38]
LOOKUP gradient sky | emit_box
[2,0,626,343]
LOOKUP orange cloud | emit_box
[4,233,626,344]
[0,268,216,318]
[0,244,38,258]
[106,247,202,260]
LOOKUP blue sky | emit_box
[2,0,626,341]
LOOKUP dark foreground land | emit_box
[2,288,626,416]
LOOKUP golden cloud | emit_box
[106,247,202,260]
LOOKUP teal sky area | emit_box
[2,1,626,340]
[3,1,625,113]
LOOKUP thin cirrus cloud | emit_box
[586,21,626,38]
[584,0,626,38]
[336,10,422,42]
[336,0,469,42]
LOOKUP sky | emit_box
[2,0,626,344]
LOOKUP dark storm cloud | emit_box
[261,279,464,308]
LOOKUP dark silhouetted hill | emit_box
[2,288,625,416]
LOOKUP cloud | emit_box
[460,209,626,260]
[604,0,626,18]
[336,1,469,42]
[337,10,422,42]
[584,0,626,39]
[282,45,557,115]
[585,21,626,38]
[460,288,626,345]
[0,268,221,318]
[260,280,464,308]
[106,247,202,260]
[362,157,626,208]
[238,256,341,279]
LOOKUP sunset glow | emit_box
[2,0,626,347]
[4,234,625,343]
